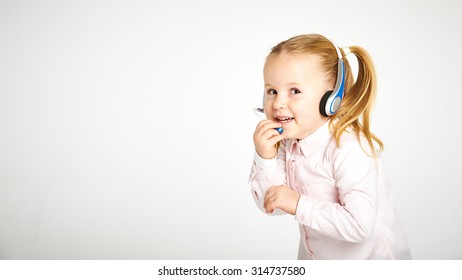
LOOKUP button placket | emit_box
[288,141,301,190]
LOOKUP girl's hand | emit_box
[264,185,301,215]
[253,120,285,159]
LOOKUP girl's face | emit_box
[263,53,330,140]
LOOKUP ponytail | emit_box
[330,46,383,157]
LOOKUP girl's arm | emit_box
[249,140,287,215]
[296,137,379,242]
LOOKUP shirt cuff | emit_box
[254,152,277,170]
[295,194,315,226]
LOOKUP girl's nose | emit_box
[273,96,287,110]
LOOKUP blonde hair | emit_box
[268,34,383,157]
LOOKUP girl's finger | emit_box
[263,190,274,208]
[260,126,282,141]
[264,187,279,208]
[267,133,285,146]
[255,120,282,137]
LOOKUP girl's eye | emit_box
[266,89,277,95]
[290,88,301,95]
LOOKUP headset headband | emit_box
[320,42,346,117]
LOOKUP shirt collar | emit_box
[288,120,333,158]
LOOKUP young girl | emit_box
[249,34,411,259]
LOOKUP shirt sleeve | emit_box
[295,137,379,242]
[248,141,287,215]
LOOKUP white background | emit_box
[0,0,461,259]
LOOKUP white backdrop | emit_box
[1,0,461,259]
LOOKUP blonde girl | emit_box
[249,34,411,259]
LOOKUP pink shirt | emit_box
[249,121,411,259]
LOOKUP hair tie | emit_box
[340,46,351,58]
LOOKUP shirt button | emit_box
[300,215,305,220]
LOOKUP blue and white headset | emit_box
[319,44,346,117]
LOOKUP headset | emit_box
[319,44,346,117]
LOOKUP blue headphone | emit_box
[319,45,346,117]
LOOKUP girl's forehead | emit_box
[265,53,322,70]
[264,53,326,81]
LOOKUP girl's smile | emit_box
[274,115,294,123]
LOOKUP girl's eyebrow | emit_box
[287,82,302,86]
[265,82,301,87]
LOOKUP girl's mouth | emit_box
[276,117,294,123]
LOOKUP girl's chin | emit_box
[282,123,312,139]
[284,129,311,140]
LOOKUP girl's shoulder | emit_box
[326,130,381,178]
[329,129,380,160]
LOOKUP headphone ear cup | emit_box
[319,91,333,117]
